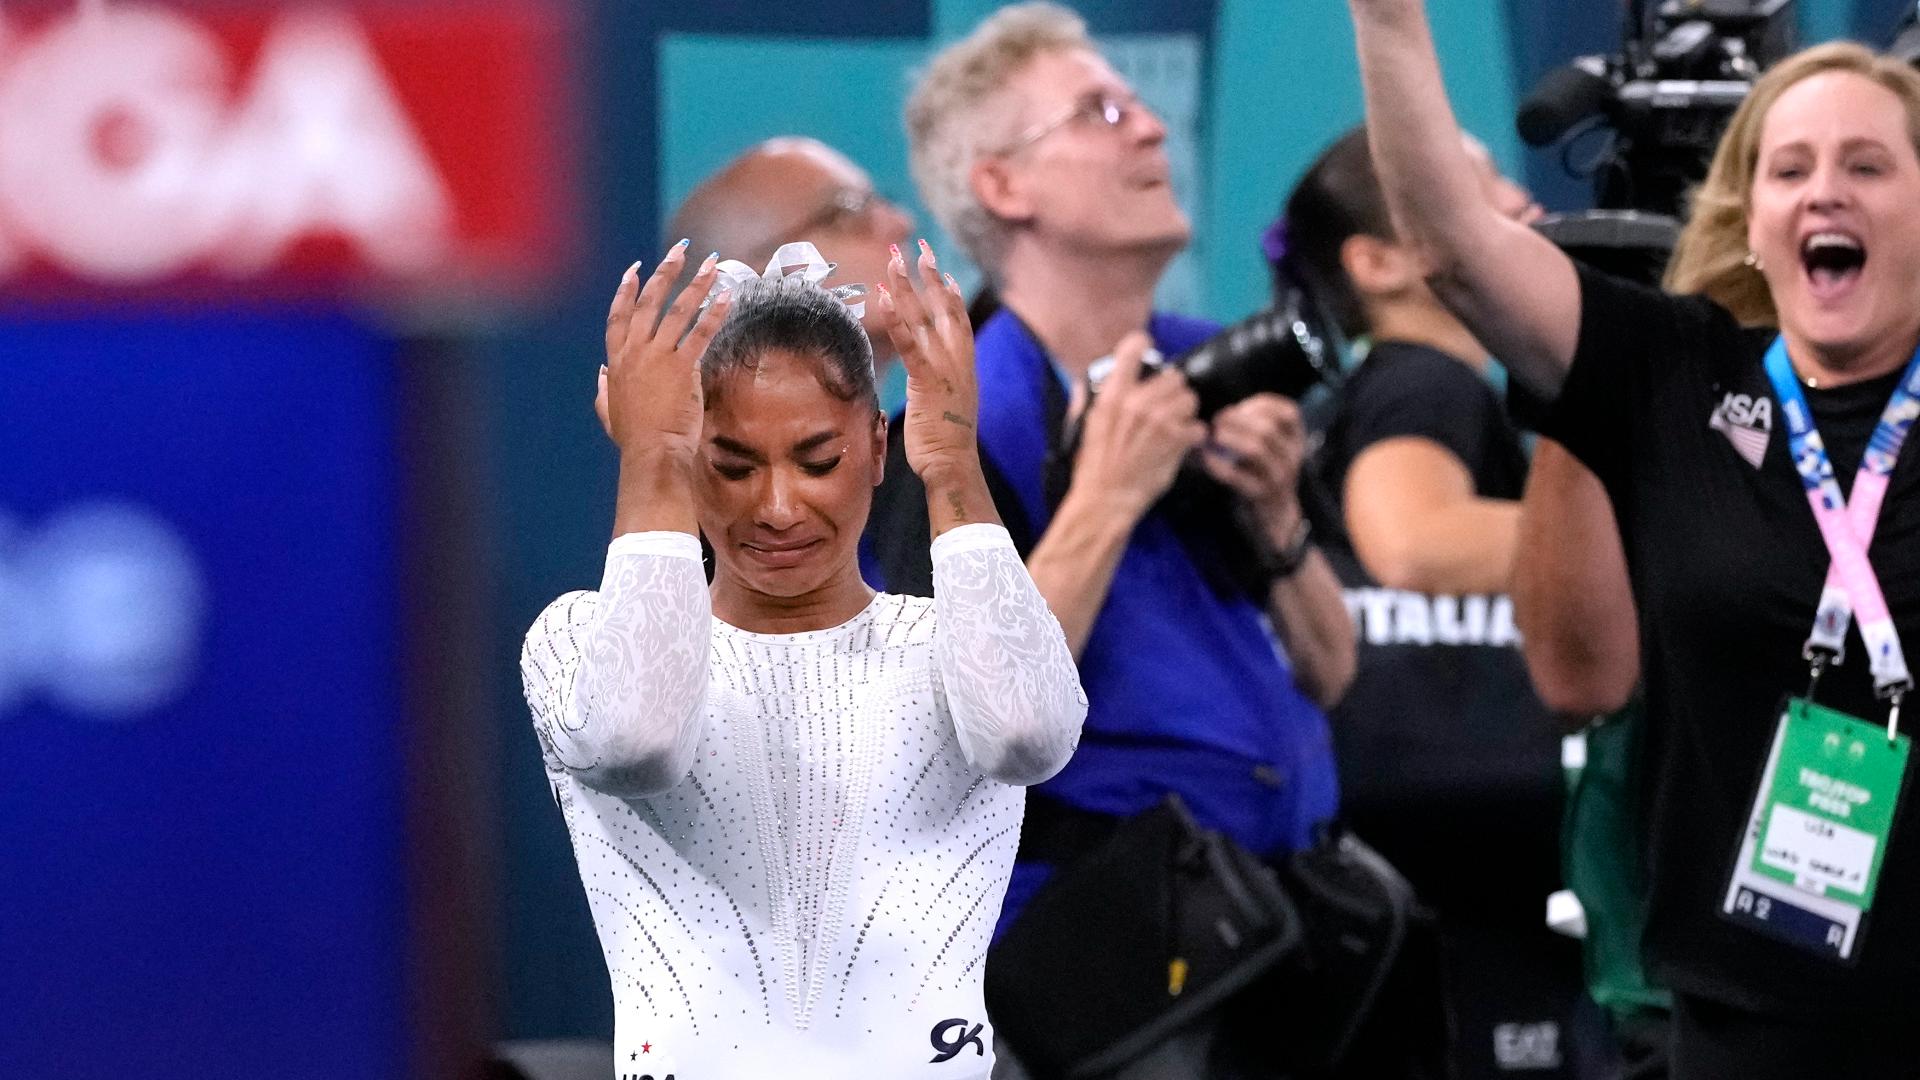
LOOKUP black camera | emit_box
[1043,286,1343,597]
[1517,0,1797,218]
[1084,292,1340,421]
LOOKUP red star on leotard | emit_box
[640,1042,652,1054]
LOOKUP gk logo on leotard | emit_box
[929,1018,985,1063]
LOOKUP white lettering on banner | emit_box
[0,502,205,720]
[0,5,229,279]
[211,9,452,275]
[1344,588,1522,648]
[0,5,452,283]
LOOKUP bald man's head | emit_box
[665,137,914,361]
[665,138,833,269]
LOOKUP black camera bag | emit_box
[986,795,1445,1079]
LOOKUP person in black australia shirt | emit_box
[1348,0,1920,1073]
[1278,126,1597,1078]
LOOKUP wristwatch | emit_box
[1264,517,1314,580]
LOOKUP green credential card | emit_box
[1751,698,1911,909]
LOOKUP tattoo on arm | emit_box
[946,489,967,522]
[942,411,975,430]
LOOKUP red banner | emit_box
[0,1,577,298]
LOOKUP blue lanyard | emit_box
[1762,337,1920,721]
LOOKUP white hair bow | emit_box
[708,240,868,318]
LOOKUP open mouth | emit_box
[1801,231,1867,300]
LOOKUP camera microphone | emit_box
[1516,57,1614,146]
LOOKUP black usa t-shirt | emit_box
[1544,265,1920,1017]
[1317,342,1561,910]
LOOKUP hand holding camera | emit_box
[1201,394,1308,546]
[1069,331,1209,523]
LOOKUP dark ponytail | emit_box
[1272,125,1396,339]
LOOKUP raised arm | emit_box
[873,239,1004,538]
[520,244,733,797]
[1348,0,1582,391]
[875,242,1088,784]
[1512,439,1640,729]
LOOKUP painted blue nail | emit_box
[676,238,691,248]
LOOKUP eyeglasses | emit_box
[786,187,894,238]
[1003,91,1139,154]
[739,186,906,279]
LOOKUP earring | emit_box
[1744,250,1764,270]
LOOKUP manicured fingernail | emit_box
[876,283,892,303]
[676,238,690,248]
[944,272,958,290]
[918,238,934,261]
[624,260,640,278]
[705,251,719,265]
[888,243,901,260]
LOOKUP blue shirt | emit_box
[962,310,1341,932]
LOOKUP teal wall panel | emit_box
[1805,0,1859,43]
[658,36,925,238]
[1206,0,1523,320]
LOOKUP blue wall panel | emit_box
[0,313,407,1080]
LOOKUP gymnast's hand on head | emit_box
[874,239,1003,535]
[595,242,733,537]
[596,242,732,459]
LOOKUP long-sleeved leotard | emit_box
[521,523,1085,1079]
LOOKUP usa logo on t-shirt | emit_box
[1709,391,1773,469]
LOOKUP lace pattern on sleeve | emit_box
[931,523,1087,785]
[520,531,711,796]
